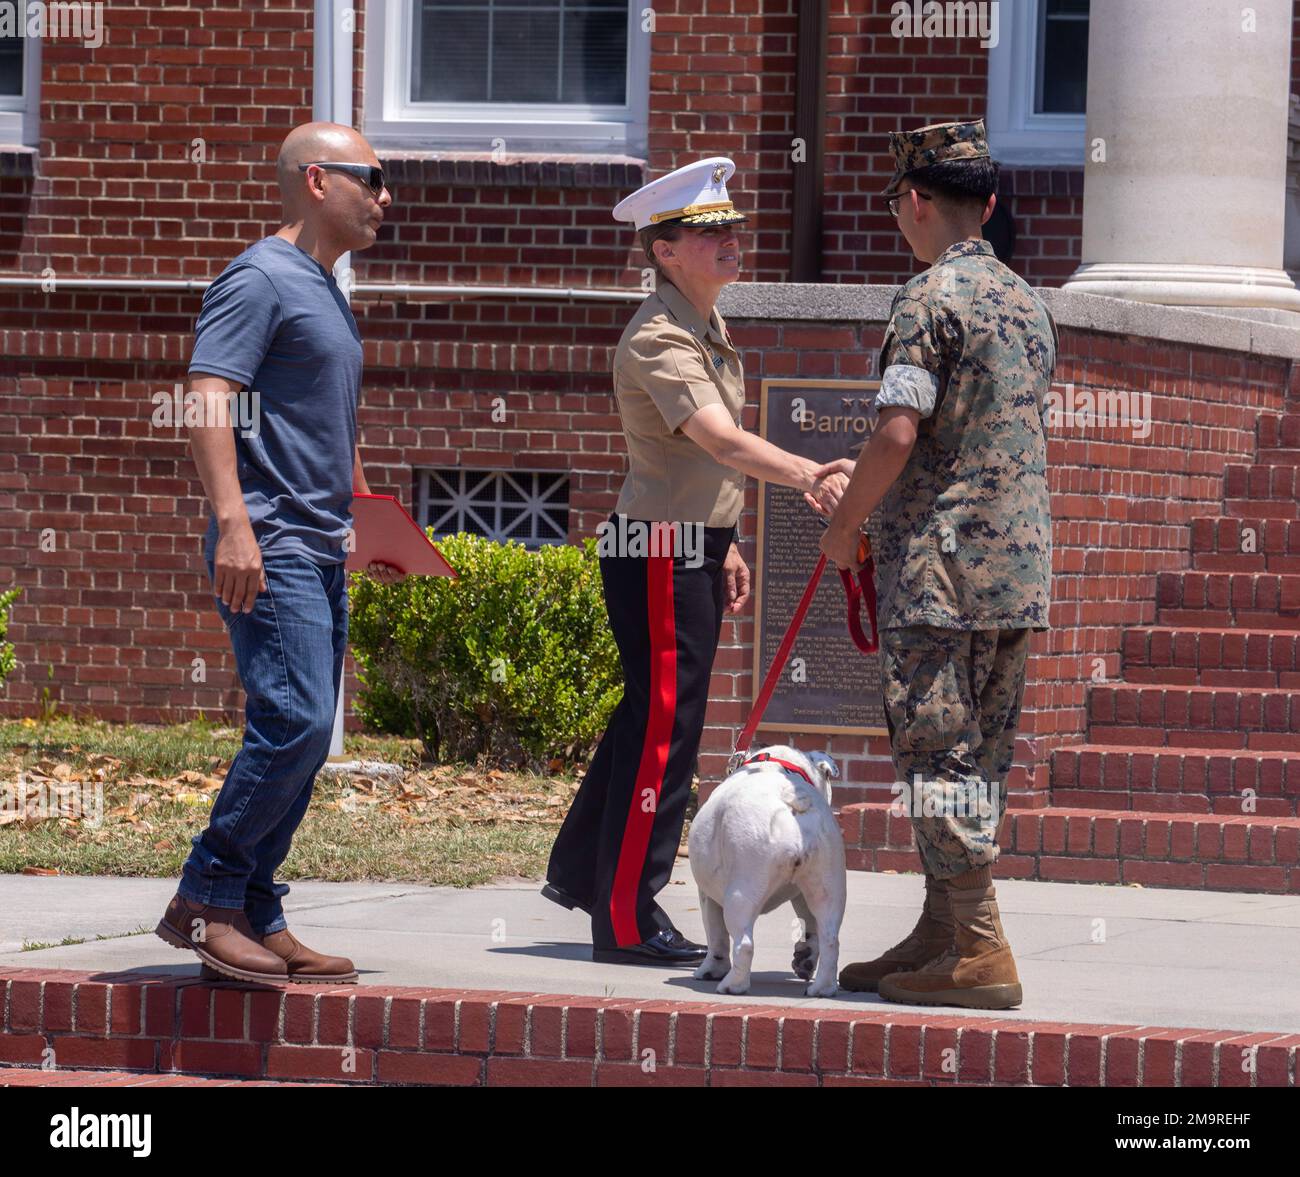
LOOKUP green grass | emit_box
[22,926,151,952]
[0,715,425,780]
[0,718,585,888]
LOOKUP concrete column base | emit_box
[1064,262,1300,313]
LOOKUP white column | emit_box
[1285,95,1300,274]
[1064,0,1300,315]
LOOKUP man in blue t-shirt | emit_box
[155,122,402,985]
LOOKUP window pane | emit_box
[413,5,490,102]
[409,0,630,107]
[0,35,22,97]
[490,11,560,102]
[561,6,628,105]
[1038,0,1088,114]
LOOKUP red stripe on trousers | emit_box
[609,541,677,947]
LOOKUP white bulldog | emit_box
[687,745,846,997]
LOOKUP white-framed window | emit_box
[986,0,1088,166]
[364,0,650,155]
[0,30,40,145]
[416,468,570,547]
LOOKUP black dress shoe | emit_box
[662,927,707,953]
[592,928,708,967]
[541,882,591,914]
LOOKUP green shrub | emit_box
[349,533,622,767]
[0,587,20,691]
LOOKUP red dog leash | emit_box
[728,530,878,773]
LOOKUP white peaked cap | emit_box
[612,156,748,231]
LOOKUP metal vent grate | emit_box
[416,468,570,547]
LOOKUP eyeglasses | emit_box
[299,162,387,194]
[888,189,932,218]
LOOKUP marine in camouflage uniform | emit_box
[876,232,1056,878]
[827,119,1057,1008]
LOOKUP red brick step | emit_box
[1223,462,1300,502]
[1087,683,1300,750]
[1156,570,1300,628]
[1255,448,1300,467]
[1050,743,1299,815]
[0,1065,340,1087]
[840,801,1300,893]
[2,969,1294,1087]
[1188,516,1300,573]
[1256,412,1300,449]
[1222,498,1298,520]
[1123,625,1300,686]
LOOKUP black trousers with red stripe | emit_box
[547,515,736,949]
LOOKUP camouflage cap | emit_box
[880,119,990,198]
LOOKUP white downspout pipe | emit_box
[316,0,355,759]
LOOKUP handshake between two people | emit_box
[803,458,867,572]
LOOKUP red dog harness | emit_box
[740,751,816,787]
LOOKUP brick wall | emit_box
[7,966,1294,1086]
[1,0,1298,783]
[26,0,313,278]
[4,1,1297,293]
[3,296,1291,821]
[0,0,1090,294]
[697,316,1290,810]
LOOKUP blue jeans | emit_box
[179,550,349,935]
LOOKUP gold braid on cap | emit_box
[649,201,735,224]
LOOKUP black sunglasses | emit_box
[299,162,386,194]
[888,188,933,218]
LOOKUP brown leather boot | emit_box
[155,894,288,984]
[877,865,1023,1009]
[838,873,954,992]
[258,928,358,984]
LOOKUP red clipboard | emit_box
[344,493,457,578]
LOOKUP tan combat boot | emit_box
[838,874,954,992]
[877,865,1022,1009]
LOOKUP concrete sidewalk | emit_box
[1,865,1298,1033]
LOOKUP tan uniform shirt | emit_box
[612,280,746,528]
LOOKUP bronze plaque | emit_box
[753,379,886,736]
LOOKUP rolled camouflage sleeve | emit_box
[1045,305,1060,382]
[876,296,952,419]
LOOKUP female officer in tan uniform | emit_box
[544,158,846,965]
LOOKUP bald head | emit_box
[276,122,378,215]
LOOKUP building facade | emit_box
[4,2,1300,894]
